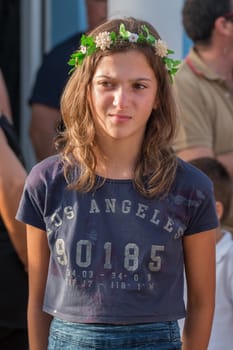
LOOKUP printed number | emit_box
[104,242,112,269]
[149,245,165,271]
[55,239,165,272]
[76,240,92,267]
[124,243,139,271]
[55,238,68,265]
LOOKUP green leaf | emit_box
[119,23,130,39]
[141,25,149,37]
[110,31,117,42]
[67,58,76,66]
[167,49,174,55]
[138,32,146,42]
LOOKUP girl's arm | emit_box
[182,229,216,350]
[27,224,53,350]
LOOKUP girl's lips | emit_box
[109,114,132,122]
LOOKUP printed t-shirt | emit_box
[16,155,218,324]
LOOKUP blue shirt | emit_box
[29,33,82,109]
[16,155,218,324]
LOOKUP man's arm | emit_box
[0,128,28,268]
[0,69,12,119]
[176,146,214,162]
[177,146,233,178]
[29,104,60,161]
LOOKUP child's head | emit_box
[189,157,233,223]
[58,17,180,196]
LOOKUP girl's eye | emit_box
[133,83,146,90]
[98,81,113,88]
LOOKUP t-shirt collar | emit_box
[186,47,223,81]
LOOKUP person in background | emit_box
[173,0,233,231]
[17,17,217,350]
[0,69,28,349]
[180,157,233,350]
[29,0,107,161]
[174,0,233,170]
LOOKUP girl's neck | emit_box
[95,161,135,180]
[94,137,141,179]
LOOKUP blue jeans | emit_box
[48,318,182,349]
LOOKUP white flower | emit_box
[128,33,139,43]
[154,39,168,58]
[95,31,112,50]
[80,46,87,54]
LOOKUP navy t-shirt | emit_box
[16,155,218,324]
[29,33,82,109]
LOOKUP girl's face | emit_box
[90,50,158,145]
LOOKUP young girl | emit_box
[17,17,218,350]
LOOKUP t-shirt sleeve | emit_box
[186,186,218,235]
[16,167,47,231]
[176,160,219,236]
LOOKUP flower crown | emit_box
[68,23,181,80]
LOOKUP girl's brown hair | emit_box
[57,17,178,198]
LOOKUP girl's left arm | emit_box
[27,224,53,350]
[181,228,216,350]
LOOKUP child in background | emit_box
[180,157,233,350]
[16,17,218,350]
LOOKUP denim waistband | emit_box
[48,318,182,349]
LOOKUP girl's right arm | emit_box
[27,224,53,350]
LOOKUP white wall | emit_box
[108,0,183,59]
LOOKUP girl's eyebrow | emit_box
[94,75,153,82]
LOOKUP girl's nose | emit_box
[113,88,129,108]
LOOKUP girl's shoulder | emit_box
[175,157,213,189]
[26,154,65,188]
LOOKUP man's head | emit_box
[86,0,107,31]
[182,0,233,44]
